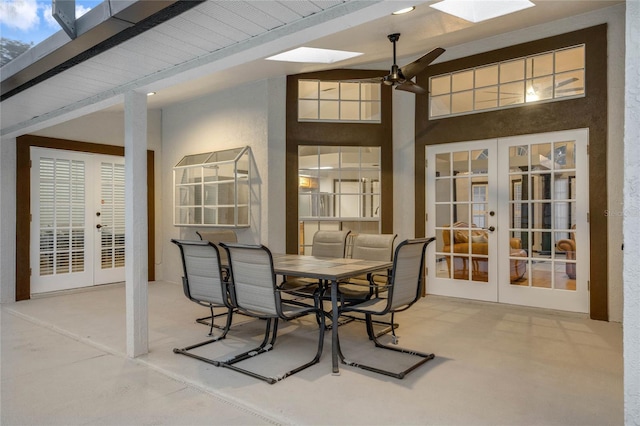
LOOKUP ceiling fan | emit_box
[352,33,445,95]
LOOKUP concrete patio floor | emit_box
[1,281,624,425]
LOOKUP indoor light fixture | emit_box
[392,6,415,15]
[266,47,362,64]
[147,92,156,96]
[430,0,534,23]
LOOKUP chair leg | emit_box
[172,306,234,364]
[195,306,237,335]
[338,313,435,379]
[219,311,326,385]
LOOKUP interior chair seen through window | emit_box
[171,239,234,349]
[217,242,326,384]
[556,224,576,279]
[337,237,436,379]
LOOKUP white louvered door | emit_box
[30,148,125,294]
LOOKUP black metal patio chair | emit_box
[216,242,326,384]
[194,229,238,329]
[336,237,436,379]
[171,239,234,351]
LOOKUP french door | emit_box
[426,129,590,313]
[30,148,126,294]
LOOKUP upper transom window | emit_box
[298,80,381,123]
[429,44,585,119]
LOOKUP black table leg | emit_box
[331,278,340,375]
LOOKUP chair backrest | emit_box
[311,229,351,258]
[387,238,435,311]
[196,229,238,265]
[171,239,227,306]
[351,233,397,261]
[221,243,278,316]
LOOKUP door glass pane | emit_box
[435,153,451,177]
[471,149,488,174]
[435,178,451,202]
[433,147,491,284]
[531,260,552,288]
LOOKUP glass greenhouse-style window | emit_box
[173,146,251,227]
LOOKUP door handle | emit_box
[483,226,495,232]
[96,224,103,230]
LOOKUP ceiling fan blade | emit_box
[556,77,579,88]
[400,47,446,80]
[395,80,427,95]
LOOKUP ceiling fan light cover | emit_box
[430,0,535,23]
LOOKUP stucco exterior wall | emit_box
[160,78,286,287]
[623,1,640,422]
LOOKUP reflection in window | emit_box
[429,45,585,118]
[298,80,381,122]
[298,146,381,254]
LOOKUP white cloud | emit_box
[76,4,91,18]
[43,3,92,29]
[0,0,40,31]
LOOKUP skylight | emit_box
[430,0,535,23]
[266,47,363,64]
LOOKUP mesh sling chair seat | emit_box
[336,237,436,379]
[195,230,238,330]
[280,229,351,298]
[337,233,398,335]
[216,242,326,384]
[171,239,234,354]
[338,233,397,300]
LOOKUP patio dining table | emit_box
[271,253,392,375]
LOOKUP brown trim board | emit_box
[414,25,608,320]
[285,69,394,254]
[16,134,156,300]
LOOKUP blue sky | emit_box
[1,0,102,45]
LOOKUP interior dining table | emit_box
[271,253,393,375]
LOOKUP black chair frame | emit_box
[193,230,236,331]
[336,237,436,379]
[216,242,326,384]
[171,239,235,357]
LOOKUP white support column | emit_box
[624,0,640,424]
[124,91,148,357]
[0,137,17,304]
